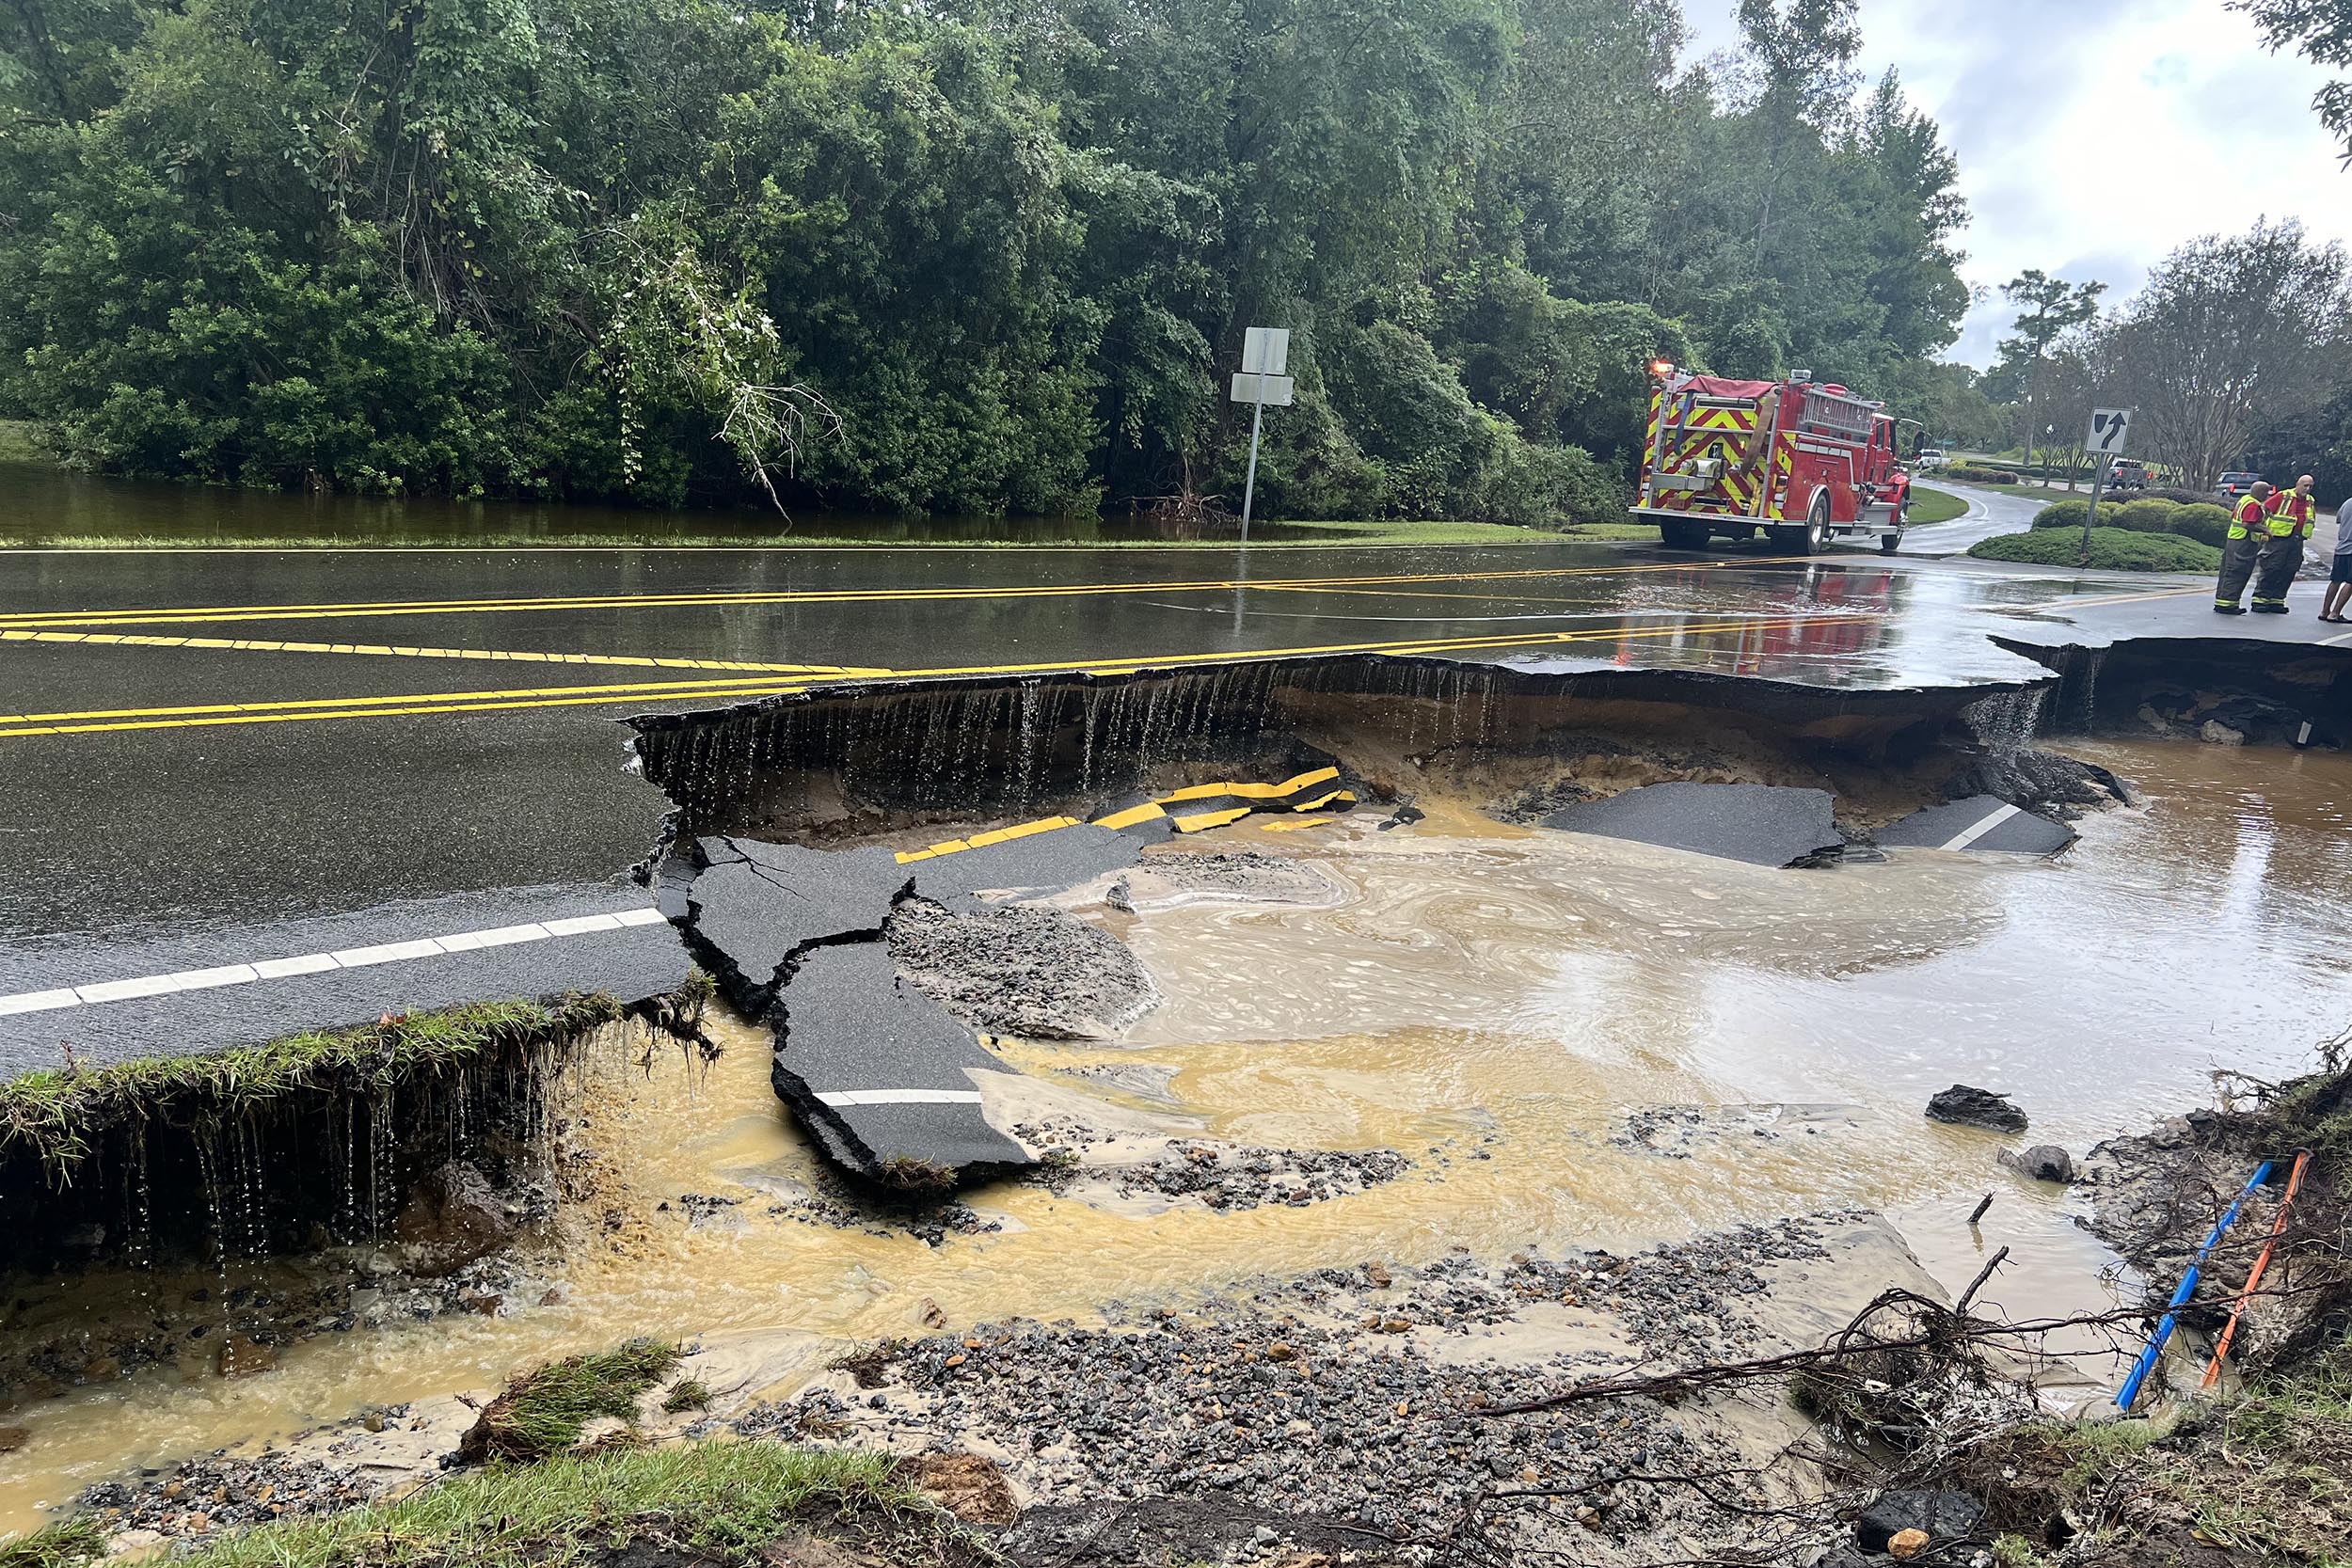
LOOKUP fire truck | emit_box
[1633,362,1913,554]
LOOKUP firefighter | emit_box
[2250,474,2318,614]
[2214,482,2275,614]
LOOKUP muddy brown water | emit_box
[4,737,2348,1535]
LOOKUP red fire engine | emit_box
[1633,362,1912,554]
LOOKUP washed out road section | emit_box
[0,542,2288,1025]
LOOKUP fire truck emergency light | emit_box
[1647,359,1675,377]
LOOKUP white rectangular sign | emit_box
[2086,406,2132,454]
[1241,326,1290,376]
[1230,372,1295,407]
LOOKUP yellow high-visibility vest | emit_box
[2229,497,2268,540]
[2265,492,2313,537]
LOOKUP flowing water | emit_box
[4,737,2348,1534]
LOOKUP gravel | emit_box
[736,1216,1843,1551]
[887,897,1160,1039]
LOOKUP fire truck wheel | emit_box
[1804,493,1832,552]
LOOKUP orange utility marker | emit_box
[2200,1150,2312,1389]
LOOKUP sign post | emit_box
[2078,407,2133,563]
[1232,327,1292,545]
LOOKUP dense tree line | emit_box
[0,0,1970,522]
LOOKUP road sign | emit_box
[1232,327,1292,545]
[1241,326,1290,376]
[1229,372,1295,407]
[2086,407,2132,454]
[2079,406,2135,562]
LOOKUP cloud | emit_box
[1680,0,2352,368]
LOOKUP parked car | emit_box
[2217,471,2264,499]
[2107,457,2147,490]
[1914,448,1947,470]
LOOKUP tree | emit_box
[1733,0,1861,257]
[1993,269,2105,469]
[2103,220,2351,486]
[2233,0,2352,166]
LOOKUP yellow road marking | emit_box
[0,684,811,736]
[2058,586,2205,610]
[0,560,1772,632]
[0,674,818,730]
[0,613,1871,737]
[0,627,884,675]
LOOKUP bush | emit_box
[2031,499,2090,531]
[2110,498,2181,534]
[1966,528,2223,573]
[2140,485,2211,507]
[1947,465,2015,483]
[2169,503,2233,548]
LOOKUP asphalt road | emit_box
[4,528,2338,1075]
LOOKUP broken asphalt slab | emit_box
[1540,782,1845,868]
[666,823,1157,1183]
[1878,795,2075,855]
[674,837,910,1006]
[773,941,1031,1177]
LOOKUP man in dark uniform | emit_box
[2251,474,2317,614]
[2215,482,2274,614]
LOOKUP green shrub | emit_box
[2141,486,2211,507]
[2110,498,2181,534]
[2169,503,2233,548]
[1966,528,2223,572]
[2031,499,2090,531]
[1947,465,2015,483]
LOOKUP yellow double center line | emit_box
[0,559,1783,633]
[0,627,885,676]
[0,613,1869,737]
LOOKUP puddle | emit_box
[6,737,2349,1536]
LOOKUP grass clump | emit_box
[1967,527,2221,573]
[459,1338,684,1464]
[161,1440,939,1568]
[662,1378,714,1414]
[0,1519,105,1568]
[0,993,627,1175]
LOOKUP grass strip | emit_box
[0,518,1582,551]
[1906,484,1967,525]
[0,993,628,1176]
[156,1441,934,1568]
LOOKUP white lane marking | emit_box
[813,1089,986,1108]
[1,906,670,1016]
[0,989,81,1016]
[542,913,624,936]
[1939,802,2022,851]
[167,962,261,991]
[434,923,552,953]
[251,952,341,979]
[331,938,447,968]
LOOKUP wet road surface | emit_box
[0,527,2337,1070]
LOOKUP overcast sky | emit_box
[1679,0,2351,368]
